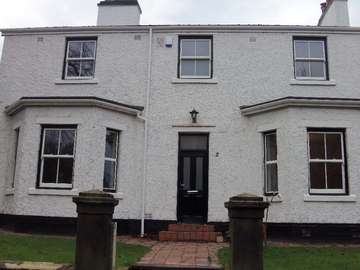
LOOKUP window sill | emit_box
[264,194,283,203]
[304,194,357,202]
[171,78,218,84]
[54,79,99,85]
[28,188,79,197]
[5,188,15,196]
[290,79,336,86]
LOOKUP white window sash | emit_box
[103,130,119,191]
[65,40,96,80]
[264,132,278,193]
[294,40,326,80]
[308,131,346,194]
[39,128,76,188]
[179,39,212,78]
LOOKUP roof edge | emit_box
[5,96,144,116]
[240,96,360,116]
[2,24,360,36]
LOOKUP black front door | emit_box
[177,134,209,223]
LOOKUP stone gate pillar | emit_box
[225,193,269,270]
[73,190,119,270]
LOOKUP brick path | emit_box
[135,242,225,268]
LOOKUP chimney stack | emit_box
[97,0,142,26]
[318,0,350,27]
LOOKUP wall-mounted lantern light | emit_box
[190,108,199,123]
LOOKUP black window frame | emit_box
[36,124,77,190]
[307,128,348,195]
[263,130,279,196]
[177,35,214,79]
[293,36,329,81]
[62,36,98,80]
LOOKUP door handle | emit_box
[187,190,199,194]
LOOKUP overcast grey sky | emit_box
[1,0,360,58]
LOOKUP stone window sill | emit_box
[54,79,99,85]
[264,194,283,203]
[28,188,79,196]
[290,79,336,86]
[171,78,218,84]
[5,188,15,196]
[304,194,357,202]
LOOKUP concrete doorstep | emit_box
[0,262,73,270]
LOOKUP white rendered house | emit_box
[0,0,360,239]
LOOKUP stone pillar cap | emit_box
[229,193,264,202]
[225,193,269,210]
[73,190,119,206]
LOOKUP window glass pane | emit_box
[196,40,210,56]
[196,157,204,191]
[67,61,80,77]
[327,163,343,189]
[266,164,278,192]
[80,61,95,77]
[295,61,310,77]
[265,133,277,161]
[310,162,326,189]
[326,134,342,159]
[44,130,60,155]
[181,60,196,76]
[103,160,116,190]
[59,130,75,155]
[309,133,325,159]
[42,158,58,183]
[294,41,308,58]
[182,157,191,190]
[68,42,81,58]
[196,60,210,77]
[105,130,118,159]
[181,40,196,57]
[58,158,73,184]
[82,41,96,58]
[180,136,207,150]
[310,62,325,78]
[309,42,324,58]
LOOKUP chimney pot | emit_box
[320,2,327,13]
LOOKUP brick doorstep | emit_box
[159,231,222,242]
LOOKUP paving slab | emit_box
[130,242,225,270]
[0,262,72,270]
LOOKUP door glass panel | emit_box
[182,157,191,190]
[180,136,207,150]
[196,157,203,191]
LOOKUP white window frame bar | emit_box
[39,128,77,188]
[179,39,212,79]
[294,40,327,81]
[65,40,97,80]
[11,128,20,188]
[264,132,278,194]
[308,131,346,194]
[103,129,120,192]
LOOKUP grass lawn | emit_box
[218,246,360,270]
[0,234,150,269]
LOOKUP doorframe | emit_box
[177,132,209,223]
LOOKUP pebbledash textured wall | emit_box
[1,27,360,224]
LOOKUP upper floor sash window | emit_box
[64,38,97,79]
[293,37,328,80]
[179,36,213,79]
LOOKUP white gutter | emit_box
[139,27,153,237]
